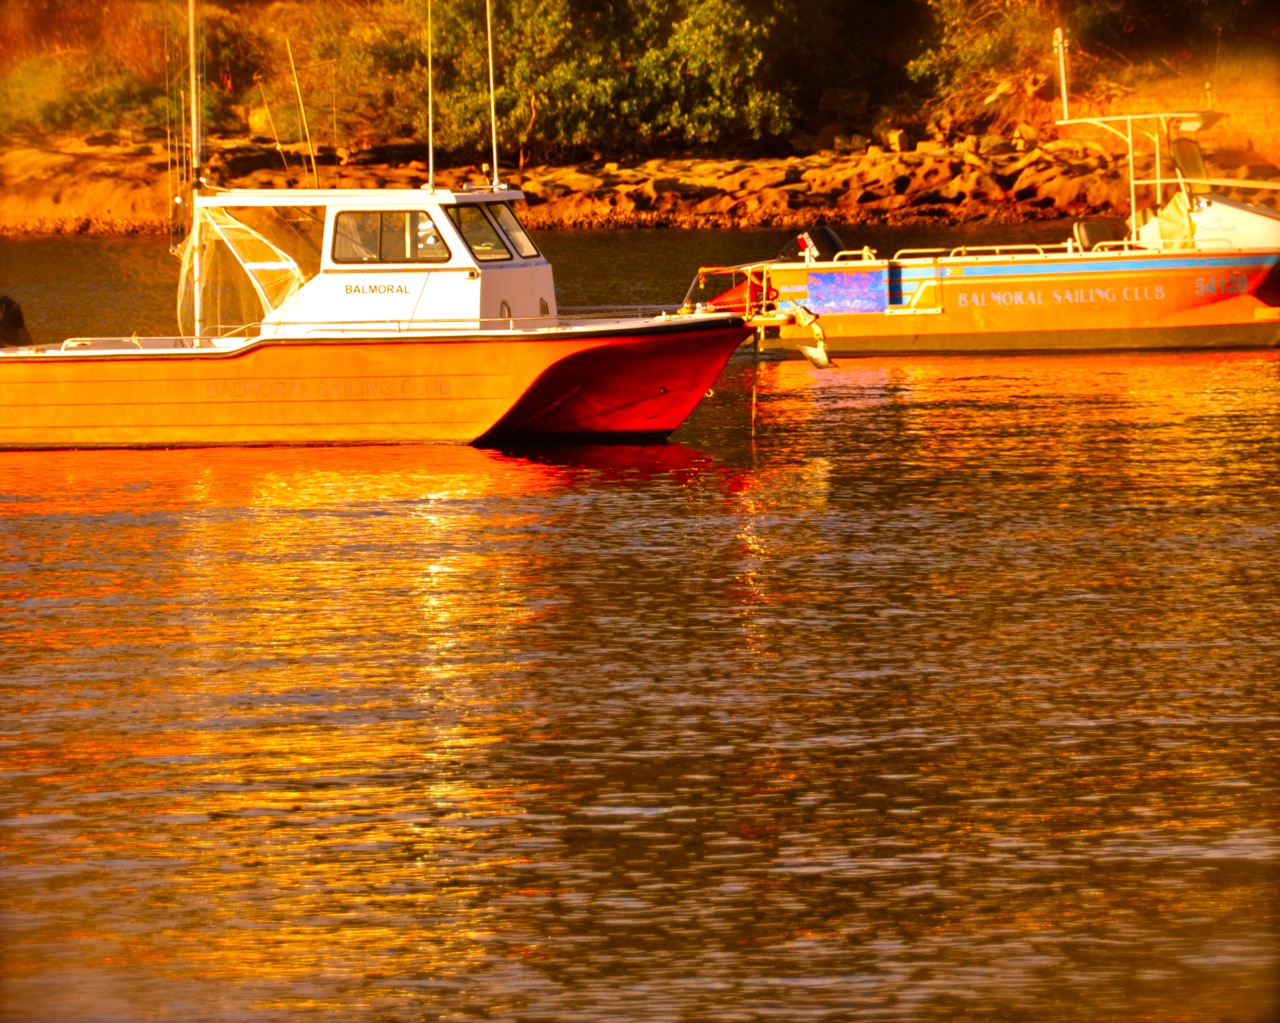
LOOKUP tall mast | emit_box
[287,39,319,187]
[188,0,200,180]
[485,0,499,187]
[1053,28,1070,121]
[427,0,437,189]
[188,0,203,340]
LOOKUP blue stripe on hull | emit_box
[939,253,1280,279]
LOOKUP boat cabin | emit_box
[183,186,558,342]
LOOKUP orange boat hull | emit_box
[764,250,1280,353]
[0,320,750,449]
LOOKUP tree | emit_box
[381,0,796,160]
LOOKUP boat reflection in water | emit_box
[4,346,1279,1022]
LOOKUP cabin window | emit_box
[445,205,512,262]
[490,202,540,258]
[332,211,450,263]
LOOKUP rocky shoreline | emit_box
[1,129,1278,238]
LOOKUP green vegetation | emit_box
[0,2,264,134]
[907,0,1280,134]
[1,0,1276,156]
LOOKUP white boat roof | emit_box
[193,185,527,208]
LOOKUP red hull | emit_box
[478,320,751,443]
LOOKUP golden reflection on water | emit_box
[2,442,755,1019]
[2,352,1279,1022]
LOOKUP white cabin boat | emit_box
[0,186,750,448]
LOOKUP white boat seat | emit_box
[1170,136,1212,195]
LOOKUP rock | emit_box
[0,127,1156,236]
[834,134,871,154]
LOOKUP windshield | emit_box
[446,205,512,262]
[490,202,539,258]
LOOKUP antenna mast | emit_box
[188,0,200,179]
[287,40,319,187]
[1053,28,1070,121]
[485,0,499,187]
[188,0,203,341]
[427,0,435,190]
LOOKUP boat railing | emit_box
[683,263,776,318]
[558,305,681,319]
[1134,175,1280,195]
[62,337,139,350]
[832,247,879,262]
[56,336,196,351]
[1089,239,1157,252]
[948,243,1070,258]
[1,336,198,356]
[692,261,768,277]
[32,308,705,353]
[252,307,695,335]
[892,248,948,261]
[1087,235,1239,253]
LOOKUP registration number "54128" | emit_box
[1195,275,1250,296]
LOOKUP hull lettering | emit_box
[345,284,412,295]
[206,378,452,400]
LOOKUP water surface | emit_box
[1,232,1277,1022]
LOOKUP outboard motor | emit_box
[777,225,846,262]
[0,295,32,347]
